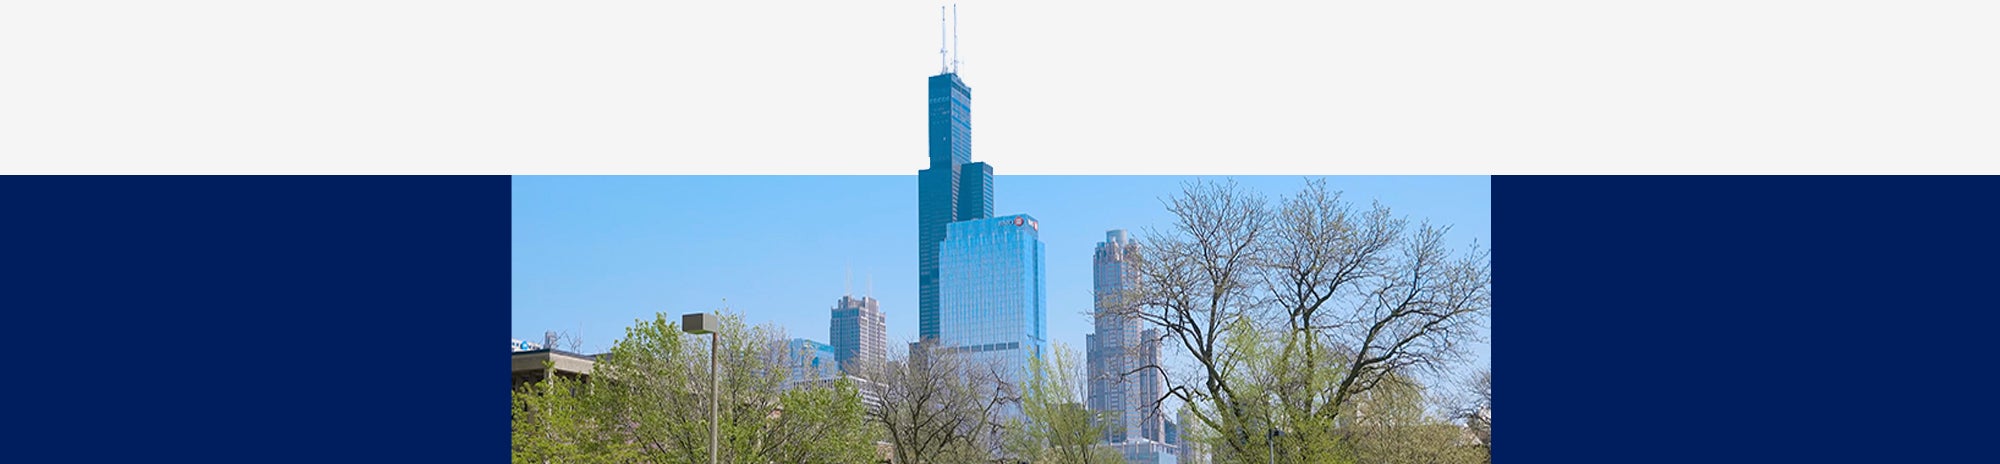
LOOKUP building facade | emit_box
[829,295,886,375]
[1088,229,1172,449]
[1135,328,1166,440]
[938,214,1046,394]
[510,347,596,390]
[1175,408,1209,464]
[1110,441,1180,464]
[918,71,993,343]
[783,338,839,386]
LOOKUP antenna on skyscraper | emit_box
[951,4,961,73]
[866,273,873,300]
[939,5,949,73]
[845,263,853,297]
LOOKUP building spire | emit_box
[939,5,949,73]
[952,4,961,74]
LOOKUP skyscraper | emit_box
[937,214,1045,391]
[1089,229,1171,449]
[918,70,992,343]
[1135,328,1165,442]
[829,295,886,375]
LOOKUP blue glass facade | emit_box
[928,73,972,169]
[784,338,839,385]
[938,214,1046,390]
[918,72,992,342]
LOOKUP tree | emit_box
[1008,342,1123,464]
[542,328,587,353]
[1120,179,1491,462]
[512,368,636,463]
[862,340,1012,464]
[1452,369,1491,452]
[764,379,879,463]
[509,310,877,463]
[1337,372,1486,464]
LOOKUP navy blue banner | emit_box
[0,176,507,462]
[1495,176,1998,462]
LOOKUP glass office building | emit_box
[918,71,993,343]
[783,338,839,386]
[938,214,1046,391]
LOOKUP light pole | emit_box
[1268,427,1281,464]
[683,313,719,464]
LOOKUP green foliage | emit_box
[1007,342,1123,464]
[510,310,877,463]
[766,379,878,463]
[511,372,636,463]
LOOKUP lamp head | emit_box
[681,313,716,334]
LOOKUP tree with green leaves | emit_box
[763,378,879,463]
[512,369,636,463]
[510,310,877,463]
[1336,371,1486,464]
[1007,342,1123,464]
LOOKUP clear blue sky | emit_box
[512,175,1490,377]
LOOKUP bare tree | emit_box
[1121,179,1491,461]
[538,329,587,353]
[1453,369,1491,448]
[862,340,1015,464]
[1120,180,1272,459]
[564,328,585,353]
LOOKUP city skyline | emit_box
[509,17,1485,458]
[511,175,1490,384]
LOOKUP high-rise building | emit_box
[937,214,1045,392]
[829,295,887,375]
[783,338,839,385]
[918,71,993,343]
[1135,328,1165,441]
[1089,229,1174,455]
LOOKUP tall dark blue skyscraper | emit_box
[918,71,992,342]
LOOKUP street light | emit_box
[683,313,719,464]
